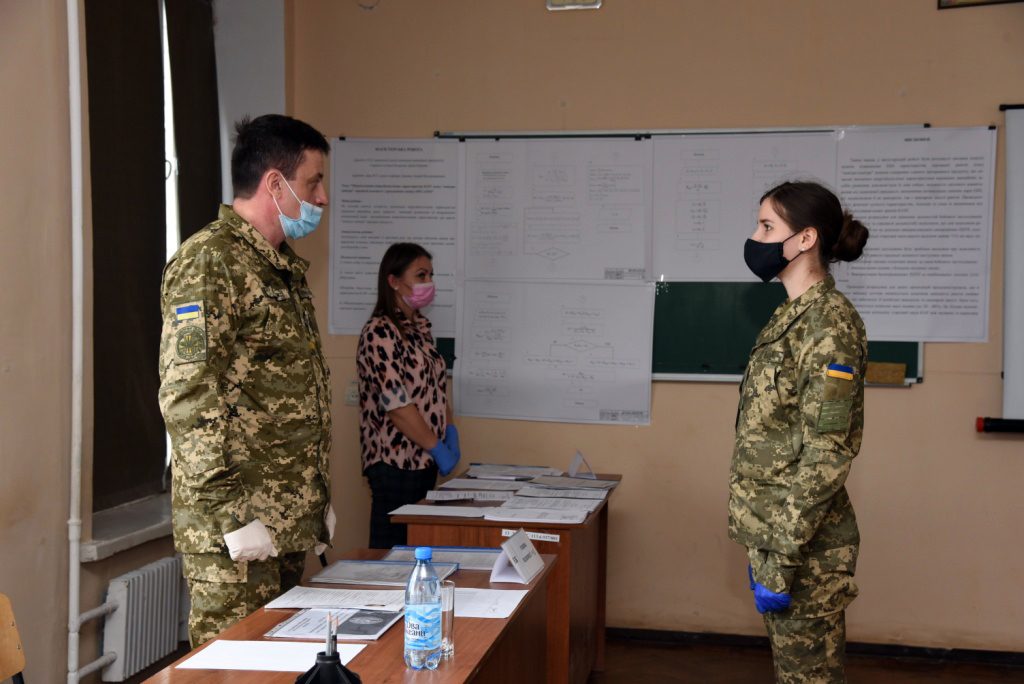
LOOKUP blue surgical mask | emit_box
[273,177,322,240]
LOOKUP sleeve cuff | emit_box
[757,555,796,594]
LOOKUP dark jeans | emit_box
[365,461,438,549]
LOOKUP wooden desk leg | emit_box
[594,505,608,671]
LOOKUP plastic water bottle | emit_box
[404,546,442,670]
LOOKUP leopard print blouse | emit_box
[357,311,448,471]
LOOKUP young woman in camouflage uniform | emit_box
[730,181,869,683]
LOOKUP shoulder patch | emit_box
[171,300,207,364]
[817,398,852,433]
[175,325,207,363]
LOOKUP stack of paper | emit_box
[529,475,619,490]
[388,503,485,517]
[265,608,402,641]
[482,508,587,525]
[264,586,405,612]
[426,489,514,502]
[515,485,608,500]
[499,496,602,514]
[311,559,458,586]
[466,463,564,480]
[383,546,502,571]
[438,479,528,491]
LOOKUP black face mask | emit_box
[744,233,800,283]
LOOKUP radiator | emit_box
[101,555,187,682]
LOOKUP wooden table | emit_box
[145,549,555,683]
[392,475,620,684]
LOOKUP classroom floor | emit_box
[588,637,1024,684]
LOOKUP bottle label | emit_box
[404,602,441,650]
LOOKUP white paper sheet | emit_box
[483,508,587,524]
[835,127,995,342]
[264,609,402,641]
[426,489,514,502]
[310,560,458,586]
[388,504,485,517]
[463,138,652,281]
[453,588,529,619]
[515,485,608,500]
[438,478,528,491]
[500,496,601,513]
[176,640,364,671]
[383,546,502,571]
[328,139,460,335]
[467,463,564,479]
[264,587,405,612]
[455,280,654,424]
[529,475,619,490]
[652,132,838,281]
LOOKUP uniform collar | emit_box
[755,275,835,346]
[219,204,310,278]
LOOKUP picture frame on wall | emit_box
[938,0,1023,8]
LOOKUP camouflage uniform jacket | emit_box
[159,205,331,555]
[729,276,866,616]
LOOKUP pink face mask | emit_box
[402,282,435,309]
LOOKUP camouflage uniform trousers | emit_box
[763,610,846,684]
[183,551,306,647]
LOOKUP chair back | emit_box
[0,593,26,681]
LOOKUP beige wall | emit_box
[290,0,1024,651]
[1,3,1021,682]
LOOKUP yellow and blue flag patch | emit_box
[826,363,854,381]
[175,303,201,322]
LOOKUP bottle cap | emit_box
[414,546,433,561]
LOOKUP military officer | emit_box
[158,114,334,646]
[729,181,870,683]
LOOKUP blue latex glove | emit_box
[443,424,461,463]
[748,564,755,591]
[428,439,459,476]
[753,582,792,614]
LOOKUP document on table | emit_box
[176,640,364,671]
[384,546,502,571]
[500,496,602,513]
[265,608,402,641]
[466,464,564,480]
[426,489,514,502]
[515,485,608,500]
[311,560,458,586]
[388,504,485,517]
[483,508,587,524]
[454,588,529,619]
[438,478,528,491]
[264,586,405,612]
[530,475,619,490]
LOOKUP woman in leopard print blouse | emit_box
[356,243,461,548]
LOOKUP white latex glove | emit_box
[224,519,278,562]
[314,505,336,556]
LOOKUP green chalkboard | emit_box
[440,282,919,381]
[651,282,920,380]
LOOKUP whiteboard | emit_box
[328,138,459,335]
[455,280,654,424]
[462,138,652,282]
[652,132,837,281]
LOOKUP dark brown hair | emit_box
[231,114,329,198]
[372,242,433,332]
[760,181,869,270]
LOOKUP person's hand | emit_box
[753,582,791,614]
[443,425,461,462]
[428,439,459,476]
[224,519,278,562]
[314,505,336,556]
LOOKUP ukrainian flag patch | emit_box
[826,363,854,381]
[175,303,201,321]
